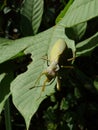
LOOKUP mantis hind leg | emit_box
[56,77,61,91]
[67,57,75,62]
[61,65,74,69]
[61,56,75,69]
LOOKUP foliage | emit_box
[20,0,44,35]
[0,0,98,130]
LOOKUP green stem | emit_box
[4,98,12,130]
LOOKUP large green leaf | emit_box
[11,25,75,130]
[59,0,98,27]
[21,0,44,34]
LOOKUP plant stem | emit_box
[4,98,12,130]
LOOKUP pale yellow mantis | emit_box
[31,39,75,92]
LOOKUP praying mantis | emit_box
[31,38,75,93]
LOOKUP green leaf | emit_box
[11,25,75,130]
[65,22,87,41]
[0,37,33,63]
[59,0,98,27]
[76,32,98,57]
[21,0,44,34]
[0,73,6,113]
[0,37,11,44]
[74,87,81,99]
[60,98,69,110]
[0,73,13,113]
[0,60,15,113]
[20,14,33,36]
[56,0,74,24]
[0,0,7,11]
